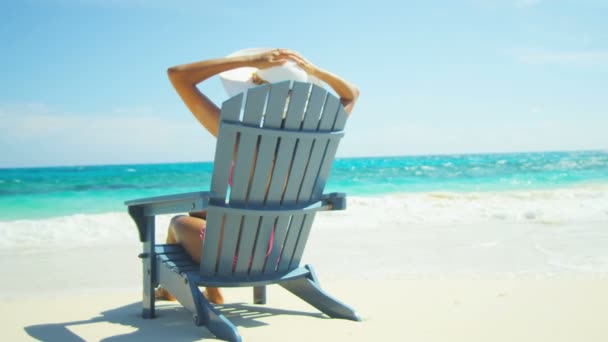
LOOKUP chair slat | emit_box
[158,253,193,264]
[281,137,314,204]
[233,215,260,275]
[265,81,291,126]
[300,85,327,129]
[283,82,311,128]
[296,137,329,202]
[264,137,296,205]
[216,213,242,275]
[200,207,224,276]
[318,95,340,131]
[263,215,291,275]
[247,138,278,204]
[277,214,305,272]
[333,105,349,131]
[312,107,349,198]
[155,244,185,254]
[249,216,275,274]
[230,134,257,204]
[288,212,316,268]
[210,94,243,198]
[242,85,268,125]
[220,92,244,122]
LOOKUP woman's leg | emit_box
[168,215,204,262]
[157,215,224,304]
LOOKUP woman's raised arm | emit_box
[167,50,288,136]
[279,49,359,114]
[168,49,358,136]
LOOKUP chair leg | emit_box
[142,281,155,319]
[253,286,266,304]
[141,252,155,318]
[194,289,242,342]
[157,264,241,341]
[279,265,361,321]
[141,218,156,319]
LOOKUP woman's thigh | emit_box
[171,215,205,263]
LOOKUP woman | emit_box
[157,48,359,304]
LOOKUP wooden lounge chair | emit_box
[125,81,360,341]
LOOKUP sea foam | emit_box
[0,185,606,250]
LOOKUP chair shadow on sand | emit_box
[24,300,325,341]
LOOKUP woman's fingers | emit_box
[250,50,289,69]
[283,50,308,62]
[285,53,317,74]
[279,50,314,67]
[281,51,304,65]
[256,48,316,74]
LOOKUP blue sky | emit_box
[1,0,606,167]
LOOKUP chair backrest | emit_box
[199,81,348,281]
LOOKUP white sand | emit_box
[3,278,608,341]
[2,190,608,341]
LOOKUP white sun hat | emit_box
[219,48,322,98]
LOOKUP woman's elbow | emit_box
[351,86,360,102]
[168,66,194,88]
[167,66,183,83]
[346,86,360,105]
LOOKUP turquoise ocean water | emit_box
[1,150,607,221]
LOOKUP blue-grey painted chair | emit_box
[125,81,360,341]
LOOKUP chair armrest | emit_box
[321,192,347,211]
[125,191,215,216]
[126,191,215,242]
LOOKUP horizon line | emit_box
[1,148,606,170]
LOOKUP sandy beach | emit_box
[4,278,608,341]
[2,189,608,341]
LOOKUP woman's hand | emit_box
[275,48,359,114]
[247,49,290,69]
[276,49,320,76]
[246,48,320,75]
